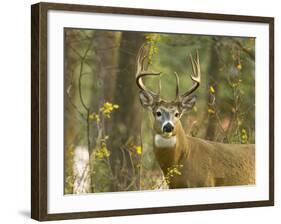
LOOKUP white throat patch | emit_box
[154,134,177,148]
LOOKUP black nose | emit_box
[163,123,174,133]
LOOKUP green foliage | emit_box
[145,34,161,64]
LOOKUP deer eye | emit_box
[175,112,180,117]
[156,111,162,117]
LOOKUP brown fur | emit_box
[136,47,255,188]
[153,122,255,188]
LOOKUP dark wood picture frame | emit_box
[31,2,274,221]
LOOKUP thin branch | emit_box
[66,91,86,120]
[231,38,255,60]
[214,111,229,142]
[74,38,94,192]
[66,70,86,120]
[68,44,83,59]
[124,177,137,191]
[78,45,92,111]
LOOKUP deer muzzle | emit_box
[162,122,174,133]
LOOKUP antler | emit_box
[180,50,201,99]
[136,44,161,99]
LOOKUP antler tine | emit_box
[181,50,201,98]
[174,72,180,100]
[136,44,161,98]
[136,44,146,74]
[191,50,201,83]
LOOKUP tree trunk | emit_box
[109,32,144,191]
[205,38,220,140]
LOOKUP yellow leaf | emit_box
[209,86,215,94]
[236,63,242,70]
[208,108,215,114]
[89,113,100,121]
[193,106,197,112]
[135,146,142,155]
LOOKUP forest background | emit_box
[63,29,255,194]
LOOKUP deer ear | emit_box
[181,95,197,112]
[139,90,155,110]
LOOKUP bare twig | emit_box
[66,70,86,120]
[231,38,255,60]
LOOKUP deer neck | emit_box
[153,121,188,172]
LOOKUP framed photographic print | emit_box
[31,2,274,221]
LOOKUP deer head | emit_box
[136,45,201,138]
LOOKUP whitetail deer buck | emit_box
[136,45,255,188]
